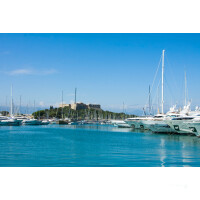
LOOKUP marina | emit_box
[1,35,200,169]
[1,6,200,200]
[1,50,200,137]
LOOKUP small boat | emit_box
[0,118,21,126]
[117,122,131,128]
[41,120,50,125]
[23,119,42,125]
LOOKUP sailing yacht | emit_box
[0,85,22,126]
[126,50,168,130]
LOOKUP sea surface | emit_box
[1,124,200,167]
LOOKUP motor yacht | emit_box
[0,118,21,126]
[165,104,200,135]
[22,119,42,125]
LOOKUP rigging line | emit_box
[152,77,161,109]
[144,53,162,108]
[165,52,183,107]
[164,75,176,107]
[185,69,190,104]
[165,53,179,93]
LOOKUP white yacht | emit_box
[183,119,200,137]
[165,116,196,135]
[125,116,151,129]
[139,114,165,130]
[0,115,9,121]
[126,50,168,131]
[41,120,50,125]
[146,105,181,133]
[165,104,200,135]
[112,120,131,128]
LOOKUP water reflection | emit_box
[160,139,166,167]
[151,133,200,147]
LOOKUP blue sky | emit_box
[0,34,200,114]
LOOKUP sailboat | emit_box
[125,50,178,131]
[164,72,200,136]
[142,51,186,133]
[22,100,43,125]
[58,90,69,124]
[0,85,21,126]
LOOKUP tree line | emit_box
[32,106,136,120]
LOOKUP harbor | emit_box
[2,4,200,200]
[1,50,200,138]
[1,34,200,169]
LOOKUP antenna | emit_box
[161,50,165,114]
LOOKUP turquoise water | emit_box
[0,124,200,167]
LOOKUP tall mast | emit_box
[75,88,77,104]
[149,85,151,115]
[10,84,13,117]
[33,100,36,118]
[123,102,125,120]
[161,50,165,114]
[19,95,21,115]
[157,85,160,114]
[6,96,7,112]
[185,71,187,106]
[62,90,64,119]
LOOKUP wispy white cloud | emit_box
[7,68,58,76]
[9,69,33,75]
